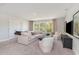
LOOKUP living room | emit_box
[0,3,79,55]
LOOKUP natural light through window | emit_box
[33,20,54,32]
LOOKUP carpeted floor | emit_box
[0,39,75,55]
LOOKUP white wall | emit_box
[55,17,65,33]
[0,14,29,42]
[21,20,29,31]
[8,16,22,39]
[73,37,79,54]
[0,15,9,41]
[9,17,29,39]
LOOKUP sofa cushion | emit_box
[21,31,32,36]
[21,32,27,35]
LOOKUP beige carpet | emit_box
[0,39,75,55]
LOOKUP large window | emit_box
[33,20,54,32]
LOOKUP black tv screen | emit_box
[66,21,73,35]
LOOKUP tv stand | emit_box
[61,34,73,49]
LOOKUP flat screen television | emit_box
[66,21,73,35]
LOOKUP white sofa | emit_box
[17,31,44,45]
[39,32,61,53]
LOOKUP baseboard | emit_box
[0,36,16,42]
[73,50,79,55]
[0,38,10,42]
[9,36,16,39]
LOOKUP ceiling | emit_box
[0,3,78,20]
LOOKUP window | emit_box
[33,20,54,32]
